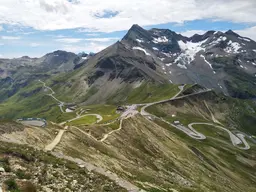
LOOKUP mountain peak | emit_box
[189,30,216,42]
[130,24,143,30]
[20,56,31,59]
[122,24,152,41]
[225,29,239,37]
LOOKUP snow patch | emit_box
[224,40,241,53]
[252,62,256,66]
[218,83,223,89]
[240,65,244,68]
[133,47,151,56]
[200,55,213,69]
[209,36,227,47]
[152,47,159,51]
[253,50,256,53]
[133,81,143,88]
[177,64,187,69]
[162,52,172,57]
[153,36,169,43]
[238,37,250,42]
[136,39,144,43]
[165,63,172,67]
[176,39,207,65]
[82,57,87,60]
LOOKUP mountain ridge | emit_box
[0,25,256,192]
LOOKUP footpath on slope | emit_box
[44,126,68,151]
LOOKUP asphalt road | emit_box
[39,80,65,113]
[137,86,250,150]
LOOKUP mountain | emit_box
[45,36,172,106]
[0,25,256,192]
[122,24,256,99]
[0,50,81,102]
[1,24,256,119]
[44,24,256,107]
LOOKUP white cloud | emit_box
[180,30,207,37]
[55,38,83,43]
[21,32,35,35]
[30,43,40,47]
[61,42,111,53]
[0,25,3,31]
[0,0,255,32]
[54,37,119,44]
[85,33,100,37]
[1,36,21,40]
[235,26,256,41]
[84,37,119,42]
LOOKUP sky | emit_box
[0,0,256,58]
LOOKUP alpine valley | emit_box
[0,25,255,192]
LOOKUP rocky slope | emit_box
[0,140,127,192]
[1,24,256,109]
[42,24,256,105]
[122,24,256,99]
[47,39,170,105]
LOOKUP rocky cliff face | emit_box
[121,24,256,98]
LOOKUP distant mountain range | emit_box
[0,24,256,108]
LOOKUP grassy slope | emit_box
[0,69,180,124]
[148,90,256,136]
[79,104,120,123]
[0,81,77,122]
[54,115,256,192]
[68,115,98,126]
[126,82,179,104]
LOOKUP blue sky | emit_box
[0,0,256,58]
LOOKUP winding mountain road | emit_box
[39,80,65,113]
[140,86,213,116]
[59,114,103,126]
[45,114,103,151]
[188,122,250,149]
[138,86,250,150]
[101,119,123,142]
